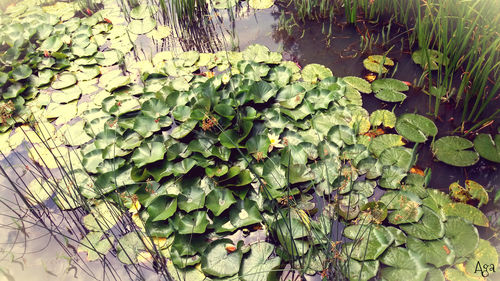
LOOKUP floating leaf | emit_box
[202,239,242,278]
[301,63,333,83]
[343,224,394,261]
[395,113,437,143]
[343,259,379,281]
[400,206,444,240]
[369,134,405,157]
[206,188,236,216]
[172,211,209,234]
[370,109,396,128]
[463,239,498,277]
[406,236,455,267]
[412,49,449,70]
[248,0,274,9]
[442,202,489,227]
[52,72,77,89]
[363,55,394,74]
[465,180,489,207]
[372,78,408,102]
[11,65,32,81]
[445,217,479,257]
[432,136,479,167]
[131,141,166,168]
[343,76,372,93]
[83,202,121,232]
[128,17,156,34]
[40,35,63,52]
[473,133,500,163]
[78,232,114,261]
[379,247,429,281]
[276,84,306,109]
[240,242,281,281]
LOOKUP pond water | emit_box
[1,1,499,280]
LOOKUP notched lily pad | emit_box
[432,136,479,167]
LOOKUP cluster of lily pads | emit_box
[0,1,498,281]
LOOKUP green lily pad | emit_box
[131,141,166,168]
[343,224,394,261]
[301,63,333,83]
[40,35,63,52]
[201,239,242,278]
[473,133,500,163]
[442,202,489,227]
[400,206,445,240]
[406,236,455,267]
[412,49,449,70]
[177,185,206,212]
[432,136,479,167]
[370,109,396,128]
[128,17,156,34]
[463,239,498,277]
[395,113,438,143]
[276,84,306,109]
[369,134,405,157]
[171,119,197,139]
[465,180,489,207]
[52,72,77,89]
[363,55,394,74]
[248,0,274,9]
[343,259,379,281]
[172,211,210,234]
[229,199,262,228]
[444,217,479,257]
[206,188,236,216]
[83,201,121,232]
[147,196,177,221]
[240,242,281,281]
[372,78,408,102]
[26,178,54,205]
[379,247,429,281]
[78,232,114,261]
[11,65,32,81]
[343,76,372,93]
[129,4,156,19]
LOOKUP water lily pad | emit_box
[128,17,156,34]
[206,188,236,216]
[177,185,205,212]
[465,180,489,207]
[406,236,455,267]
[171,119,197,139]
[442,202,489,227]
[379,247,429,281]
[131,141,166,167]
[370,109,396,128]
[473,133,500,163]
[363,55,394,74]
[444,217,479,257]
[11,65,32,81]
[249,0,274,9]
[239,242,281,281]
[369,134,405,157]
[343,224,394,261]
[229,199,262,228]
[372,78,408,102]
[78,232,114,261]
[40,35,63,52]
[343,259,379,281]
[202,239,242,278]
[463,239,498,277]
[129,4,157,19]
[276,84,306,109]
[395,113,437,143]
[147,196,177,221]
[343,76,372,93]
[432,136,479,167]
[412,49,449,70]
[301,63,332,83]
[400,206,444,240]
[83,201,121,231]
[51,72,77,89]
[172,211,209,234]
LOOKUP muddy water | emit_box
[1,2,500,281]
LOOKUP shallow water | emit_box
[1,1,500,280]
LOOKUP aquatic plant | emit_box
[0,1,498,281]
